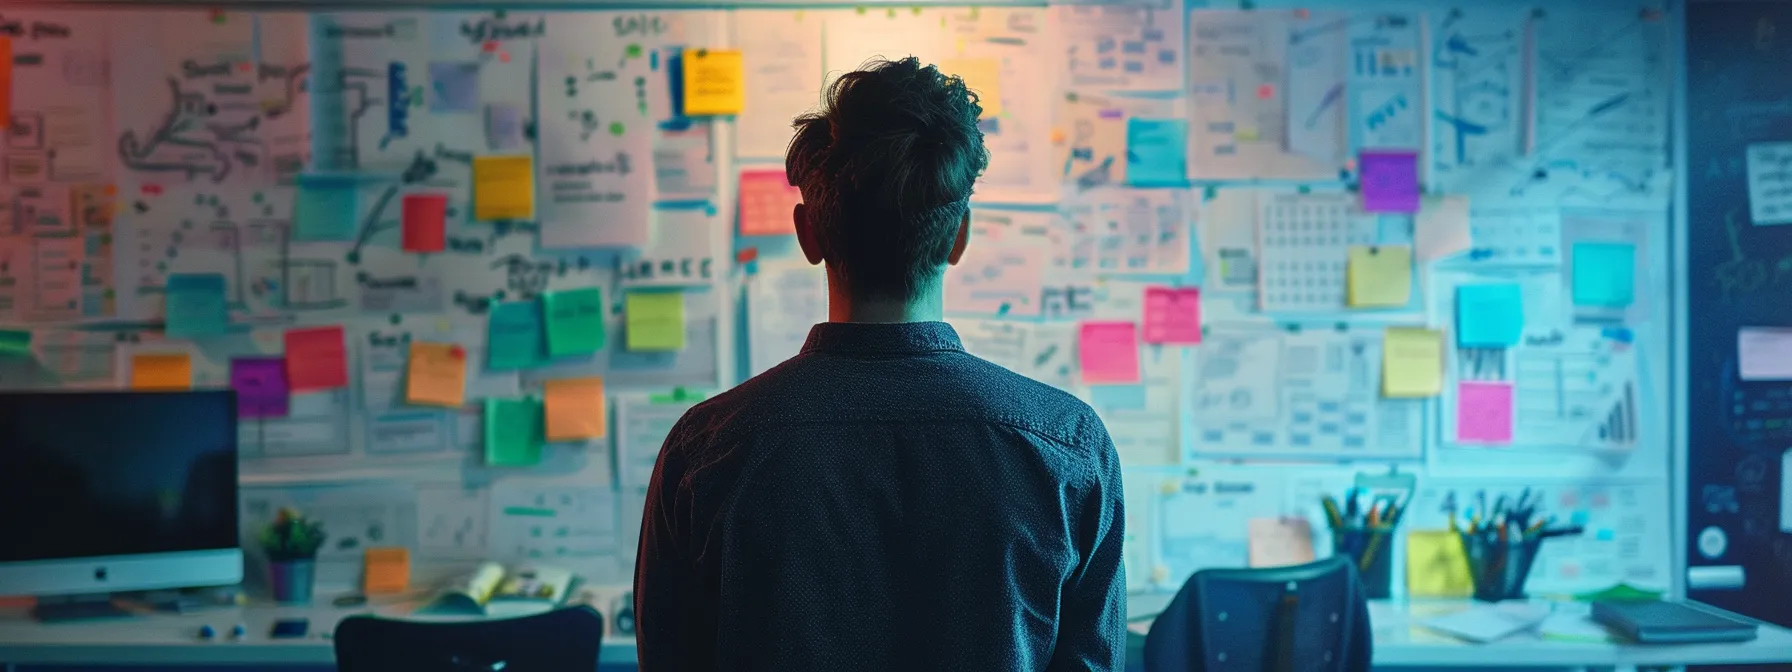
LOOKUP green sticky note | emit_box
[164,273,229,338]
[294,173,360,242]
[488,301,547,370]
[484,397,543,466]
[0,329,31,356]
[1456,284,1524,347]
[626,291,686,351]
[543,287,606,356]
[1571,242,1636,307]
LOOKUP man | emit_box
[635,57,1125,671]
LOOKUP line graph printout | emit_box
[1429,7,1527,194]
[1441,326,1640,451]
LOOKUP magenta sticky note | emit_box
[1359,150,1420,213]
[1455,381,1513,444]
[1143,286,1202,344]
[1079,321,1142,385]
[231,357,290,418]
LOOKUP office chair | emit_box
[333,606,605,672]
[1142,556,1372,672]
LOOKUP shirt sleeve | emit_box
[1048,424,1128,671]
[634,416,701,671]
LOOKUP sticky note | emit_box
[363,547,411,595]
[1406,530,1473,598]
[473,155,534,221]
[738,169,802,236]
[1143,286,1201,344]
[294,174,359,241]
[1455,381,1514,444]
[284,326,349,391]
[1078,321,1141,385]
[543,287,607,356]
[486,104,525,151]
[406,342,468,408]
[401,193,448,253]
[1125,118,1188,187]
[0,39,11,130]
[1382,327,1443,398]
[544,376,606,441]
[0,329,30,356]
[1739,327,1792,381]
[1416,194,1471,260]
[1456,284,1525,347]
[484,397,544,467]
[428,62,479,113]
[163,273,229,338]
[1359,150,1420,213]
[1346,246,1413,308]
[131,353,192,391]
[1248,518,1316,568]
[488,301,548,370]
[626,291,687,352]
[681,48,745,116]
[940,57,1003,117]
[230,357,290,418]
[1571,241,1636,307]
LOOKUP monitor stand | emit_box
[32,594,131,622]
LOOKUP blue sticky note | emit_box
[1125,118,1187,186]
[1090,384,1148,411]
[164,273,228,338]
[487,301,548,370]
[294,174,359,242]
[429,61,480,113]
[1571,242,1637,307]
[1455,284,1524,347]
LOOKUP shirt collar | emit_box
[800,321,965,356]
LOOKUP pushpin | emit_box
[230,624,247,639]
[198,624,217,640]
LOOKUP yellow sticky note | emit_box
[1346,245,1413,307]
[405,342,468,408]
[625,291,686,352]
[473,155,534,221]
[681,48,744,116]
[1405,530,1473,598]
[1383,327,1443,398]
[940,57,1003,117]
[544,376,606,441]
[131,353,192,391]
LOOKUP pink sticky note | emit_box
[402,193,448,253]
[1359,150,1420,213]
[1143,286,1202,344]
[1078,321,1142,385]
[284,326,349,391]
[738,169,802,236]
[1455,381,1513,444]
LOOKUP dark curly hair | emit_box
[785,57,990,302]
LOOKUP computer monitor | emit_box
[0,391,242,606]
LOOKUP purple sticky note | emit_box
[1359,150,1420,213]
[230,357,290,418]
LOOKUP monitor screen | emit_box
[0,391,238,563]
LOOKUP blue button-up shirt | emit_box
[635,321,1126,671]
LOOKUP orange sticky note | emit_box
[130,353,192,390]
[402,193,448,253]
[738,169,801,236]
[362,547,410,595]
[284,326,349,391]
[544,376,606,441]
[405,342,468,408]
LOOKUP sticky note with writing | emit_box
[1078,321,1141,385]
[1455,381,1513,444]
[544,376,606,441]
[940,57,1003,117]
[484,397,544,467]
[1346,245,1413,307]
[163,273,229,338]
[406,342,468,408]
[1382,327,1442,398]
[543,287,607,356]
[1571,241,1636,307]
[681,48,745,116]
[1142,286,1201,344]
[401,193,448,253]
[1455,284,1524,347]
[131,353,192,391]
[738,169,802,236]
[473,155,535,221]
[1359,150,1420,213]
[284,326,349,391]
[488,301,548,370]
[230,357,290,418]
[626,291,687,351]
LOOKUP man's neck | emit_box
[825,273,943,324]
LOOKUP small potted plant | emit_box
[259,507,326,604]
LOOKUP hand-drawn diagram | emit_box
[1430,8,1524,192]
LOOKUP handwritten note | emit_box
[405,342,468,408]
[940,57,1003,117]
[401,193,448,253]
[284,326,349,391]
[1125,118,1187,186]
[1456,284,1524,347]
[544,376,606,441]
[1143,286,1202,344]
[488,301,547,370]
[1382,327,1442,398]
[0,329,28,356]
[294,173,359,241]
[230,357,290,418]
[682,49,745,116]
[1747,141,1792,225]
[428,61,479,113]
[1346,245,1413,307]
[131,353,192,391]
[1416,194,1471,260]
[1455,381,1514,444]
[484,397,544,467]
[1359,150,1420,213]
[625,291,686,352]
[738,169,802,236]
[1738,327,1792,381]
[472,155,535,221]
[1078,321,1142,385]
[1406,530,1473,598]
[1571,242,1636,307]
[163,273,228,338]
[1248,518,1316,568]
[541,287,606,357]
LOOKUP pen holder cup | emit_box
[1459,533,1544,602]
[1334,527,1394,599]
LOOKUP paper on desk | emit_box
[1346,245,1412,307]
[1454,381,1513,444]
[131,353,192,390]
[284,326,349,391]
[1415,194,1471,261]
[1079,321,1142,385]
[1420,603,1548,643]
[1382,328,1442,398]
[487,301,547,370]
[626,291,686,352]
[1405,530,1473,598]
[1570,241,1637,307]
[473,155,534,221]
[1248,518,1316,568]
[681,48,744,116]
[1739,327,1792,381]
[544,376,606,441]
[1358,150,1420,213]
[405,342,467,408]
[1455,284,1524,347]
[230,357,289,418]
[542,287,606,357]
[401,193,449,253]
[484,397,544,467]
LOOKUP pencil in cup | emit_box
[1332,526,1395,598]
[1457,532,1544,602]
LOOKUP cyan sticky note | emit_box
[295,174,359,242]
[1090,384,1149,411]
[1125,118,1187,186]
[1455,284,1524,347]
[487,301,548,370]
[164,273,229,338]
[428,61,480,113]
[1572,242,1637,307]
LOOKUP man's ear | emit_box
[793,202,824,265]
[946,209,971,265]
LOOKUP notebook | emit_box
[1590,600,1759,644]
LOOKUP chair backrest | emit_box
[1142,556,1371,672]
[333,606,605,672]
